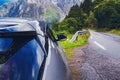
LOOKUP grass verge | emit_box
[97,28,120,36]
[108,29,120,36]
[59,33,90,58]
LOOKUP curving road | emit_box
[89,30,120,60]
[81,30,120,80]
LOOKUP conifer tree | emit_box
[81,0,92,14]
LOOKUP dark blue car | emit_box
[0,18,71,80]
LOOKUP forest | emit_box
[53,0,120,34]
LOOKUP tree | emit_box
[67,5,81,19]
[58,18,81,33]
[67,5,87,28]
[81,0,93,14]
[94,0,120,29]
[85,11,97,28]
[93,0,104,6]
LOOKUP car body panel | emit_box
[0,18,71,80]
[42,39,67,80]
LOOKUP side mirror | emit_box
[57,34,67,41]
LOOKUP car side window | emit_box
[12,39,45,80]
[0,38,46,80]
[22,39,45,65]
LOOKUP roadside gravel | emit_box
[68,47,86,80]
[68,45,120,80]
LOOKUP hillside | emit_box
[0,0,83,23]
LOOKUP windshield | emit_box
[0,38,13,51]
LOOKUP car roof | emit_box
[0,18,44,36]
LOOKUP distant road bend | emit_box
[79,30,120,80]
[89,30,120,60]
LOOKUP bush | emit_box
[58,18,81,34]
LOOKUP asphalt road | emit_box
[89,30,120,60]
[81,30,120,80]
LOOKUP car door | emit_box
[42,27,71,80]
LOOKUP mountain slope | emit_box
[0,0,82,23]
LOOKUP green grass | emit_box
[96,28,120,36]
[52,29,90,58]
[60,33,90,49]
[59,33,90,58]
[108,29,120,36]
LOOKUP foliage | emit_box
[53,0,120,36]
[57,5,88,33]
[93,0,104,6]
[67,5,87,23]
[81,0,93,14]
[94,0,120,29]
[60,33,90,49]
[108,29,120,36]
[85,11,97,28]
[58,18,81,33]
[53,0,96,33]
[66,5,87,32]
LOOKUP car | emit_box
[0,18,71,80]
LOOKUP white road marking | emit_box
[94,41,106,50]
